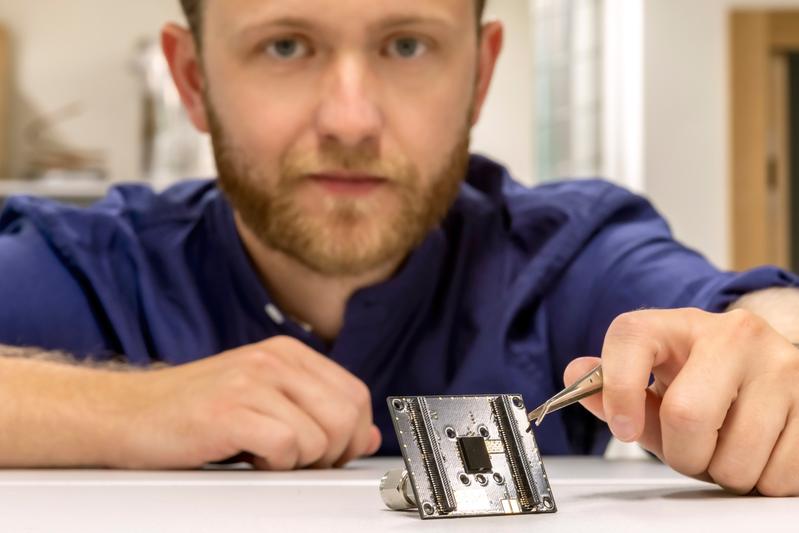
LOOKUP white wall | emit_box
[0,1,535,185]
[472,0,535,184]
[643,0,799,269]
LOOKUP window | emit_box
[533,0,603,181]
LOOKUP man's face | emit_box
[199,0,482,276]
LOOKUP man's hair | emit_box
[180,0,487,45]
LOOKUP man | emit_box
[0,0,797,496]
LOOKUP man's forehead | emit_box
[207,0,469,34]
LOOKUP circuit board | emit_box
[386,394,557,519]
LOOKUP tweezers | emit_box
[528,364,603,426]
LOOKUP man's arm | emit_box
[563,305,799,496]
[0,212,379,470]
[727,287,799,341]
[0,339,382,470]
[0,348,138,467]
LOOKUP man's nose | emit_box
[315,55,383,149]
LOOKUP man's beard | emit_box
[207,105,471,277]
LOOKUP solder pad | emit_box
[387,394,557,519]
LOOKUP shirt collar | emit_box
[213,187,448,349]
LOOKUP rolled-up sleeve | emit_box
[544,194,799,366]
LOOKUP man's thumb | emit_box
[563,356,664,458]
[563,357,606,421]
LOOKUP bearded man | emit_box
[0,0,798,497]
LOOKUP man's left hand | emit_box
[564,308,799,496]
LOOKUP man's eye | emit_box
[265,38,310,60]
[387,37,428,59]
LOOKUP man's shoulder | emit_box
[0,179,232,360]
[445,156,665,294]
[457,155,649,239]
[0,179,224,249]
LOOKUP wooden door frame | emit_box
[730,10,799,270]
[0,26,10,179]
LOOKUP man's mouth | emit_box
[308,172,388,197]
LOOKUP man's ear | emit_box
[470,21,504,127]
[161,23,210,133]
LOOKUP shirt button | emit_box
[264,303,286,325]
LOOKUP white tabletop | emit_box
[0,457,794,532]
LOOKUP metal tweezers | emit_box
[528,364,603,427]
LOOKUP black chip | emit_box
[457,436,492,474]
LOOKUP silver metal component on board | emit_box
[379,469,417,511]
[383,394,557,519]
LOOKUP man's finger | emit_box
[271,368,366,466]
[244,350,372,467]
[332,425,382,468]
[285,378,373,467]
[227,411,301,471]
[658,336,742,477]
[564,357,664,457]
[264,338,376,464]
[600,309,711,443]
[757,411,799,496]
[333,423,382,468]
[266,337,373,409]
[601,311,668,442]
[706,380,788,494]
[563,357,605,419]
[244,388,331,467]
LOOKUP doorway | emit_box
[730,10,799,271]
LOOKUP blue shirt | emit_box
[0,155,796,456]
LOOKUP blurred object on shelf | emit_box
[0,24,10,179]
[0,177,109,206]
[23,102,107,181]
[133,38,214,186]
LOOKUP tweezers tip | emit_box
[533,400,552,426]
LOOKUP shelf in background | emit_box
[0,179,112,200]
[0,178,181,203]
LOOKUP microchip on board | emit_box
[382,394,556,519]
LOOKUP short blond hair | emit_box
[179,0,487,46]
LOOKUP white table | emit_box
[0,457,794,532]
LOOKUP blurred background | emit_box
[1,0,799,272]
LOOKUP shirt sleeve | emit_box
[543,193,799,369]
[536,191,799,455]
[0,216,112,360]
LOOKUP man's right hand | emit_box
[110,336,381,470]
